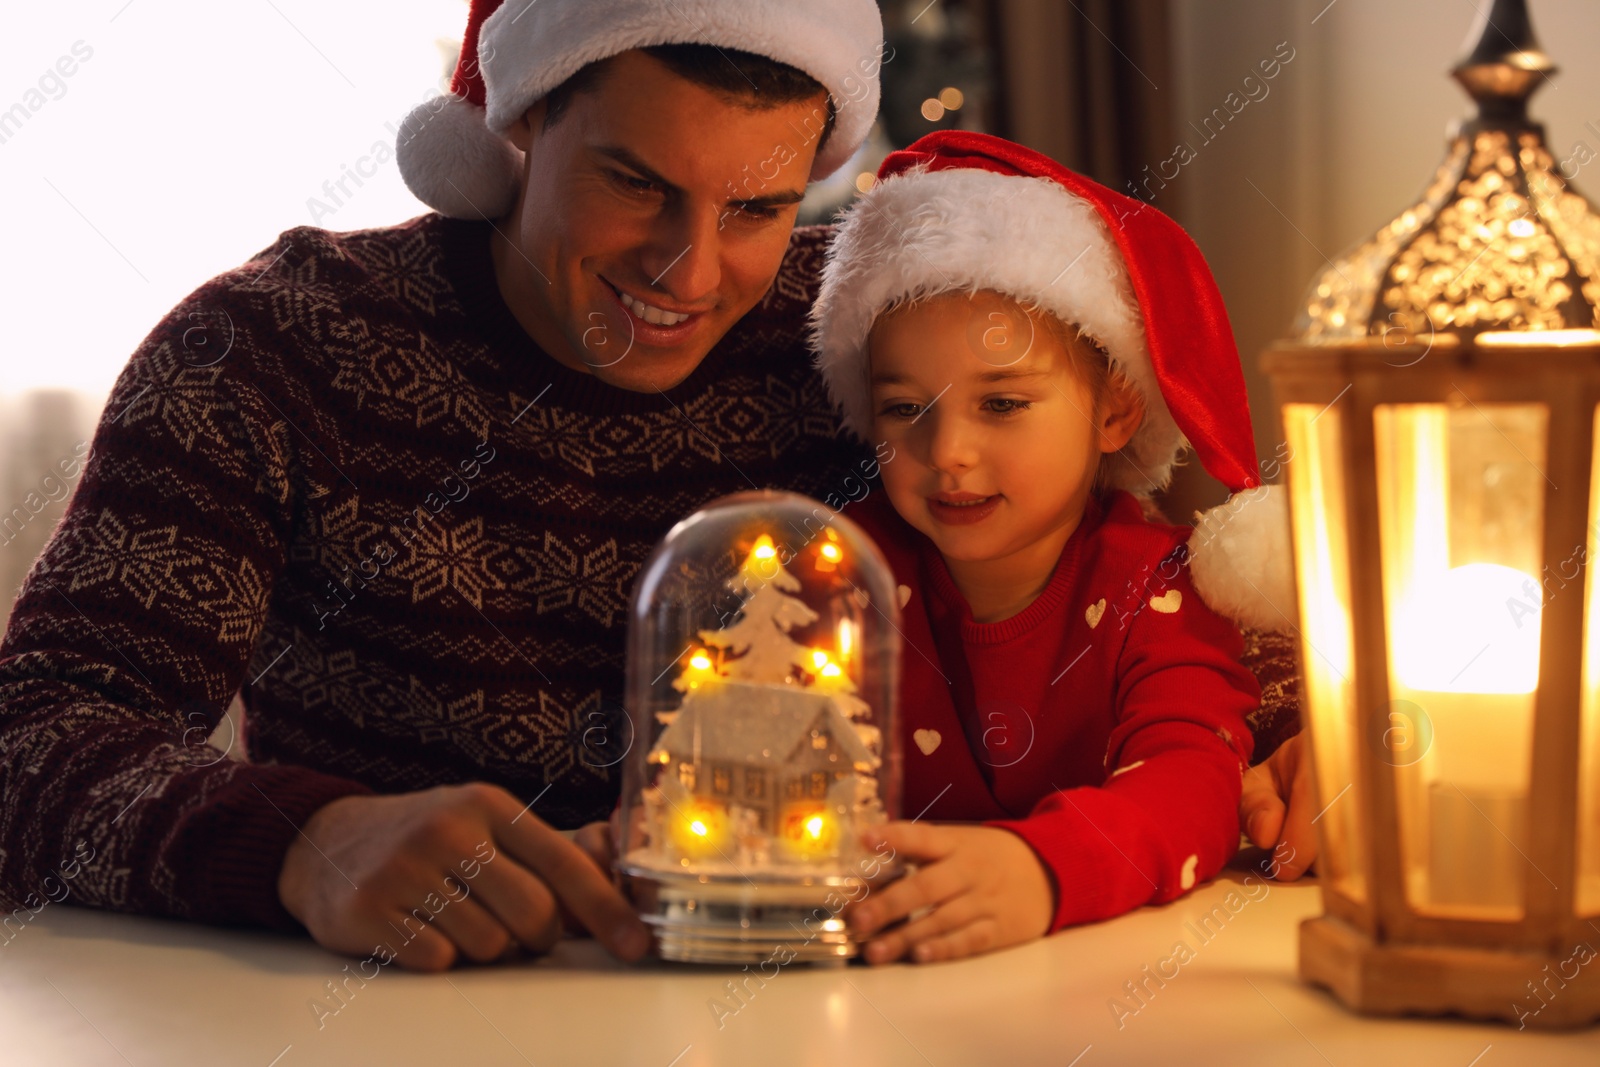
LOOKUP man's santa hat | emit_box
[811,131,1296,632]
[396,0,884,220]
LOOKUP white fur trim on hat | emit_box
[480,0,884,180]
[810,165,1187,495]
[396,93,524,221]
[1187,486,1299,632]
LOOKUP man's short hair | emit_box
[542,44,838,157]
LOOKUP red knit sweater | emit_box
[846,490,1261,930]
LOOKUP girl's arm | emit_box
[850,547,1260,960]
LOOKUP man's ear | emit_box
[506,100,548,153]
[1097,373,1145,454]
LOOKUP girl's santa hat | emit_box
[811,131,1296,632]
[396,0,885,220]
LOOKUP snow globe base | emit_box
[624,865,878,963]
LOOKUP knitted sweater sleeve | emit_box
[0,242,376,931]
[989,548,1259,932]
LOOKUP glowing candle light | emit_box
[741,533,781,584]
[809,649,851,693]
[670,799,729,860]
[1393,562,1541,696]
[1376,408,1545,912]
[1392,561,1540,909]
[778,805,838,860]
[678,647,720,691]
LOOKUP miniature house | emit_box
[649,680,877,862]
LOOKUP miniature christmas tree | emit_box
[696,534,818,685]
[669,534,876,742]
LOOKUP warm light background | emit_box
[2,0,1599,609]
[0,0,465,398]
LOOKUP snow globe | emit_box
[618,490,902,963]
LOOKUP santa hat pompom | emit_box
[396,93,523,220]
[1187,486,1298,634]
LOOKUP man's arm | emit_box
[0,250,650,965]
[0,281,378,929]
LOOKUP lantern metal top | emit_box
[1451,0,1555,124]
[1294,0,1600,346]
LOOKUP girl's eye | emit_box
[986,398,1031,415]
[880,402,922,420]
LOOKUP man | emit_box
[0,0,888,971]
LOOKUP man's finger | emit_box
[497,813,650,961]
[425,895,514,964]
[380,912,460,972]
[1272,737,1320,880]
[457,855,564,954]
[1239,760,1287,850]
[572,820,615,874]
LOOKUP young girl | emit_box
[810,131,1288,964]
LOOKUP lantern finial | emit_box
[1451,0,1556,126]
[1294,0,1600,345]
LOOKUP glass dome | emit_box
[617,490,902,963]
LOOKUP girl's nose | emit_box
[924,408,979,474]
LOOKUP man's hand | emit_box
[572,819,615,873]
[277,784,651,971]
[846,823,1053,964]
[1239,732,1317,880]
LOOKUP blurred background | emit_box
[3,0,1599,626]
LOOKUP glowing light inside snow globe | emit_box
[619,491,902,963]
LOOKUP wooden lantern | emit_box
[1263,0,1600,1028]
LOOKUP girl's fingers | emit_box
[862,895,981,965]
[848,854,970,937]
[862,821,957,863]
[908,917,1001,964]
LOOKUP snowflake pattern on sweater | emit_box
[0,215,873,931]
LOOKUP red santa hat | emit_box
[811,131,1295,632]
[396,0,885,220]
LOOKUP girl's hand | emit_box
[846,822,1053,964]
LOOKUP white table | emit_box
[3,857,1595,1066]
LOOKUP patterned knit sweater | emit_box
[0,214,876,932]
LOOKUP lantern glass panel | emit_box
[1283,403,1367,903]
[1373,402,1548,920]
[1578,407,1600,918]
